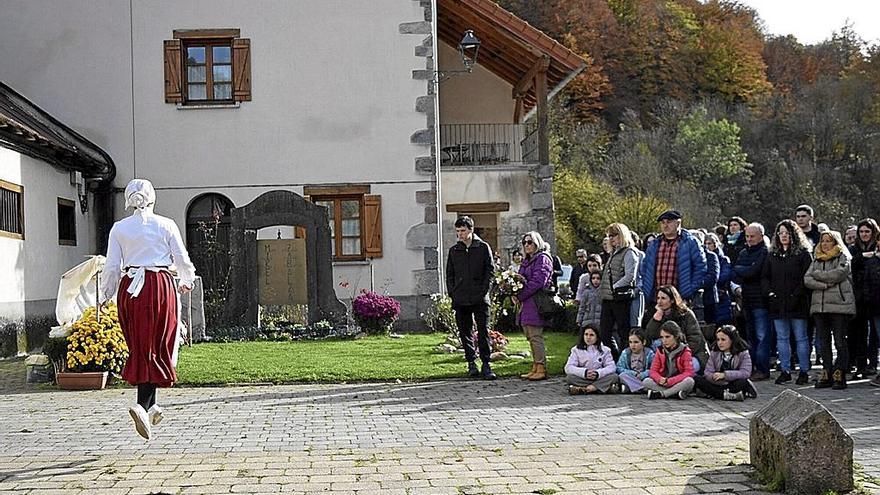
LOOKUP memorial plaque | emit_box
[257,239,308,305]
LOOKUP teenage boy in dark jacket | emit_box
[446,216,496,380]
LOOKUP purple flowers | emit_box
[352,291,401,335]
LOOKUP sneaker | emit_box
[129,405,151,440]
[568,385,589,395]
[480,362,497,381]
[795,372,809,385]
[676,390,688,400]
[619,383,630,394]
[870,375,880,387]
[608,383,620,394]
[723,390,745,401]
[147,405,163,426]
[743,380,758,398]
[467,362,479,378]
[646,389,662,400]
[774,372,792,385]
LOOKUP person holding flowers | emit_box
[100,179,196,440]
[513,230,554,381]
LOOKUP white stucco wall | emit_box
[437,41,516,124]
[0,148,96,316]
[0,0,438,304]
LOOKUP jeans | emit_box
[747,307,772,374]
[693,376,753,399]
[773,318,810,374]
[454,303,490,364]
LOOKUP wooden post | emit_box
[535,69,549,166]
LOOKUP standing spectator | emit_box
[644,285,710,373]
[643,233,657,249]
[550,253,564,292]
[762,220,813,385]
[508,249,523,272]
[849,218,880,381]
[569,249,589,301]
[576,271,603,330]
[643,321,696,400]
[725,217,747,265]
[844,226,858,249]
[732,223,771,380]
[513,231,554,381]
[694,325,756,401]
[795,204,821,247]
[804,230,855,389]
[691,230,719,324]
[630,231,647,329]
[599,223,640,358]
[601,236,613,265]
[445,216,496,380]
[705,233,734,325]
[639,209,708,313]
[565,325,619,395]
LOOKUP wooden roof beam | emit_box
[513,55,550,99]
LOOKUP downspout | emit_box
[432,0,445,294]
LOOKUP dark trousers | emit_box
[600,299,630,359]
[847,307,870,372]
[693,375,751,399]
[814,313,850,373]
[455,302,490,364]
[869,318,879,370]
[137,384,157,410]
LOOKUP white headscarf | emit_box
[124,179,156,210]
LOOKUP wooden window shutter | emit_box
[232,38,252,101]
[364,195,382,258]
[163,39,183,103]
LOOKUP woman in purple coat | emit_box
[513,230,554,380]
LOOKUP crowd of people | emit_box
[446,204,880,400]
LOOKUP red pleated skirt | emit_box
[118,270,178,387]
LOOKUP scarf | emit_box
[726,232,741,245]
[815,244,841,261]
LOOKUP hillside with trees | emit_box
[499,0,880,258]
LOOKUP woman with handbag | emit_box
[599,223,640,360]
[513,231,554,381]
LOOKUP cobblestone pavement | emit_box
[1,362,879,494]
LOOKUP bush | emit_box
[421,293,456,335]
[352,291,401,335]
[66,302,129,374]
[42,336,68,373]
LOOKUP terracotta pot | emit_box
[56,371,109,390]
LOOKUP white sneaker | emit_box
[147,405,163,426]
[723,390,745,401]
[129,405,151,440]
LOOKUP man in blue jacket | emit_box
[732,222,771,380]
[639,210,708,323]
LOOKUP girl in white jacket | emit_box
[565,324,619,395]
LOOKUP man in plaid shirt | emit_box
[638,210,708,325]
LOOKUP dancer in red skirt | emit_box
[100,179,196,440]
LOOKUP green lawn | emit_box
[176,331,577,385]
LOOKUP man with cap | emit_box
[638,209,708,322]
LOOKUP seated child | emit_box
[565,324,619,395]
[694,325,757,401]
[616,328,655,393]
[642,321,695,400]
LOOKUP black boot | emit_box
[467,361,479,378]
[795,371,809,385]
[774,372,792,384]
[481,362,496,380]
[832,369,847,390]
[815,369,832,389]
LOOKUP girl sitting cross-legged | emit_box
[616,328,655,393]
[565,324,619,395]
[642,321,695,400]
[694,325,758,401]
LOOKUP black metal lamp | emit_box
[434,30,481,83]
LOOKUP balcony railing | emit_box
[440,123,538,166]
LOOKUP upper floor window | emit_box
[0,180,24,240]
[165,29,251,105]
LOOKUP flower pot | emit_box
[56,371,109,390]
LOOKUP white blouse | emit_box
[100,209,196,302]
